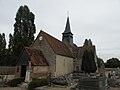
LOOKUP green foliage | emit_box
[81,49,97,73]
[28,78,48,90]
[84,39,93,46]
[88,39,92,46]
[90,50,97,73]
[84,39,89,46]
[6,34,16,65]
[97,57,104,68]
[7,78,24,87]
[0,33,7,65]
[81,50,89,73]
[105,58,120,68]
[8,5,36,65]
[52,81,68,86]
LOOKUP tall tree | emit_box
[0,33,6,65]
[97,57,104,68]
[81,50,90,73]
[88,39,93,46]
[8,5,36,65]
[89,50,97,73]
[84,39,88,46]
[6,34,15,65]
[84,39,93,46]
[81,49,97,73]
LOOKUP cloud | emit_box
[0,0,120,60]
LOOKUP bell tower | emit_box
[62,17,73,46]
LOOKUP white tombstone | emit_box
[25,61,31,82]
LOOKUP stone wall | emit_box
[33,66,49,73]
[32,66,49,78]
[15,66,21,78]
[0,66,15,81]
[56,55,73,77]
[77,76,109,90]
[73,58,82,72]
[0,66,15,75]
[31,33,56,77]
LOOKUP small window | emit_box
[17,67,19,72]
[76,66,79,72]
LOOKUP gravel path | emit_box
[110,87,120,90]
[0,87,119,90]
[0,87,26,90]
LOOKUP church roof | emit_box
[25,47,49,66]
[41,30,74,58]
[76,45,96,59]
[63,17,73,35]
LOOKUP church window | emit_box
[76,66,79,72]
[17,67,19,72]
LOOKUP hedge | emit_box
[28,78,48,90]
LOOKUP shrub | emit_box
[28,78,48,90]
[7,78,24,87]
[52,78,68,86]
[52,82,68,86]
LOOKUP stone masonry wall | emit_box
[31,33,56,78]
[56,55,73,77]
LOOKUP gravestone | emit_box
[25,61,31,82]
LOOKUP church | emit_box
[15,17,97,79]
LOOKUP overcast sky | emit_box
[0,0,120,61]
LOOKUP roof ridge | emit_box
[41,30,74,58]
[41,30,63,43]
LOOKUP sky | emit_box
[0,0,120,62]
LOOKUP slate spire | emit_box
[64,17,72,34]
[62,16,73,46]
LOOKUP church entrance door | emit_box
[20,65,27,77]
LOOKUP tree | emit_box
[8,5,36,65]
[89,50,97,73]
[84,39,88,46]
[88,39,92,46]
[97,57,104,68]
[81,50,90,73]
[8,34,14,55]
[0,33,6,65]
[81,49,97,73]
[6,34,14,65]
[105,58,120,68]
[84,39,93,46]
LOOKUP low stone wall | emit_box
[0,66,15,81]
[76,76,109,90]
[0,74,15,81]
[0,66,15,75]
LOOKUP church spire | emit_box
[62,16,73,46]
[63,17,72,34]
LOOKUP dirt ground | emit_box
[110,87,120,90]
[0,87,119,90]
[0,87,26,90]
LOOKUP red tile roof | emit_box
[41,31,74,58]
[30,30,95,59]
[25,47,49,66]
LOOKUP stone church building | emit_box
[15,17,96,79]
